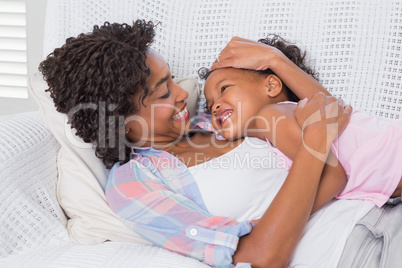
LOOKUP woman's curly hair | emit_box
[39,20,155,168]
[199,34,318,103]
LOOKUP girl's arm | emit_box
[210,36,331,99]
[233,93,352,267]
[255,100,348,215]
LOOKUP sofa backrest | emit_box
[43,0,402,119]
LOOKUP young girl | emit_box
[202,36,402,209]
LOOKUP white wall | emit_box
[0,0,47,116]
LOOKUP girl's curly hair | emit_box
[199,34,318,103]
[39,20,155,169]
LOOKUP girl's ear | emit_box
[265,74,283,98]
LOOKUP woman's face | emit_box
[125,49,191,146]
[204,68,269,140]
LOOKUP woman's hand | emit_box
[210,36,332,98]
[209,36,282,71]
[295,93,352,160]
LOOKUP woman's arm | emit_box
[233,93,352,267]
[256,101,347,215]
[210,36,331,99]
[234,137,326,267]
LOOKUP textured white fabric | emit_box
[0,112,208,268]
[44,0,402,119]
[0,112,67,257]
[2,241,208,268]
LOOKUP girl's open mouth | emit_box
[217,109,233,127]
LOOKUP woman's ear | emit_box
[265,74,283,98]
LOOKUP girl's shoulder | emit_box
[277,101,298,106]
[257,102,298,120]
[256,102,303,160]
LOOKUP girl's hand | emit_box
[295,93,352,160]
[209,36,283,71]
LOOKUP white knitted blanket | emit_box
[44,0,402,119]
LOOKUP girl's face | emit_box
[125,50,191,146]
[204,68,270,140]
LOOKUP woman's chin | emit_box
[173,120,192,136]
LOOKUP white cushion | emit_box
[0,112,68,257]
[28,72,199,245]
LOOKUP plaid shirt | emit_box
[106,145,253,268]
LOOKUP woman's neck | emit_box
[136,131,200,150]
[137,138,183,150]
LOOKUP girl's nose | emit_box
[212,103,220,115]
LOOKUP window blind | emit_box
[0,0,27,98]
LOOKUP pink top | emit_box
[269,102,402,207]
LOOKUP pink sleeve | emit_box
[265,139,293,171]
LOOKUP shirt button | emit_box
[190,228,198,236]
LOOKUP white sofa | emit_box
[1,0,401,267]
[0,111,207,268]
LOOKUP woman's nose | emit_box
[174,82,189,102]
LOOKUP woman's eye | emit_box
[221,85,229,93]
[160,90,171,99]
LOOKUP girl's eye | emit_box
[160,90,171,99]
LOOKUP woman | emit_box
[40,20,366,268]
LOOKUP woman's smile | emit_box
[172,103,190,121]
